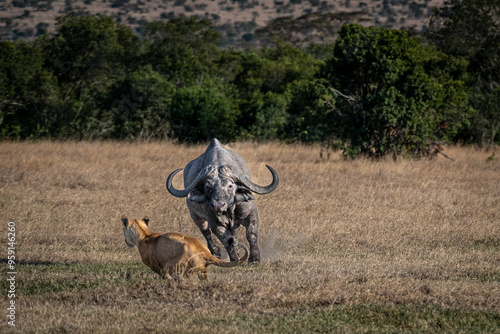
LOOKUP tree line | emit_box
[1,0,498,157]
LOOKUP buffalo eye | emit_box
[204,184,213,195]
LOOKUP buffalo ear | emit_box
[235,186,254,203]
[187,188,207,203]
[121,216,128,227]
[143,216,149,226]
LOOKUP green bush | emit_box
[169,80,239,143]
[144,17,221,86]
[108,65,175,140]
[35,15,141,139]
[285,79,336,142]
[0,41,58,139]
[321,24,471,158]
[427,0,500,148]
[0,15,482,152]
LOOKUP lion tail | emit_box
[206,240,249,267]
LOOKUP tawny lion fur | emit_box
[122,216,248,280]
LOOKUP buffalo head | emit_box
[166,164,279,215]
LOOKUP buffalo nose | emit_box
[210,200,227,213]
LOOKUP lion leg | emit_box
[159,269,173,280]
[168,264,187,280]
[198,269,208,281]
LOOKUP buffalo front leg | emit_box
[189,207,222,258]
[236,201,261,264]
[193,218,221,259]
[212,225,239,262]
[245,218,260,264]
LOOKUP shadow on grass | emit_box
[0,259,154,297]
[1,258,61,266]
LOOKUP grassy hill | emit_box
[0,0,445,47]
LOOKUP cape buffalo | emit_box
[166,138,279,263]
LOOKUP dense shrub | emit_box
[321,24,471,158]
[107,65,174,140]
[0,14,491,158]
[169,80,238,143]
[426,0,500,149]
[0,41,58,138]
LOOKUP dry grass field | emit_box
[1,141,499,333]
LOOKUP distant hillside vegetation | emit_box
[0,0,444,47]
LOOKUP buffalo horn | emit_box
[238,165,279,195]
[166,168,204,198]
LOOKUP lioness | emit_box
[122,216,248,280]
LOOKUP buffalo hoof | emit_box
[248,253,260,264]
[211,246,222,259]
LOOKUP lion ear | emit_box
[121,216,128,226]
[143,217,150,226]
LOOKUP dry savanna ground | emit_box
[0,0,445,40]
[0,141,499,333]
